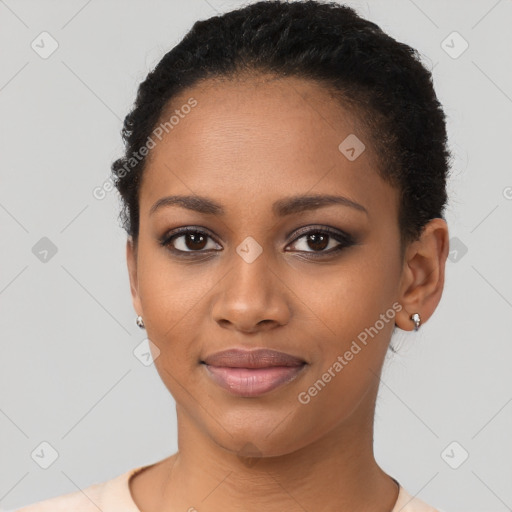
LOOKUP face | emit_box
[127,74,407,458]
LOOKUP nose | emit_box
[211,248,291,334]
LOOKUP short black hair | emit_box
[112,0,452,254]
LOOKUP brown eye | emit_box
[178,232,208,251]
[287,227,355,257]
[303,232,329,251]
[161,228,222,254]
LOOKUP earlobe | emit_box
[395,218,449,332]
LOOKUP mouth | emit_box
[200,348,307,397]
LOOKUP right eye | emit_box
[160,227,222,255]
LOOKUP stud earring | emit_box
[136,315,145,329]
[410,313,421,331]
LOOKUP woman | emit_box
[17,0,450,510]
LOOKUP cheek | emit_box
[135,250,208,371]
[295,251,398,402]
[298,252,396,346]
[136,242,214,328]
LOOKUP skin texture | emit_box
[125,74,449,512]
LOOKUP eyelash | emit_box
[159,225,356,259]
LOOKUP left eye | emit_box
[287,228,354,254]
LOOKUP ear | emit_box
[126,236,143,317]
[395,218,450,331]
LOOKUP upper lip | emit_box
[201,348,306,368]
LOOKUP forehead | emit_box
[139,74,396,219]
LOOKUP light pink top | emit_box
[15,465,442,511]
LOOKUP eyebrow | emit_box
[149,193,368,217]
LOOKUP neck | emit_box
[151,389,399,512]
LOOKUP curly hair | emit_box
[111,0,452,254]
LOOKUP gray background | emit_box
[1,0,511,511]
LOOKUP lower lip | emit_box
[203,364,306,397]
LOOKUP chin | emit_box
[206,413,311,460]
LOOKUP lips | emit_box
[201,348,307,397]
[201,348,306,368]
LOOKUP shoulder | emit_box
[14,480,106,512]
[13,466,147,512]
[394,485,445,512]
